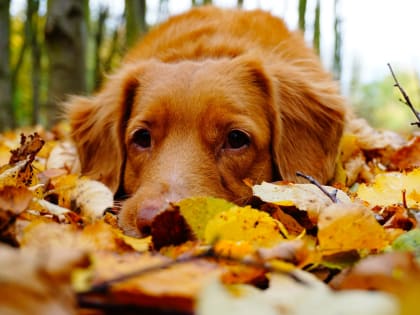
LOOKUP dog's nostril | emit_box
[139,225,151,236]
[136,214,153,236]
[136,204,164,236]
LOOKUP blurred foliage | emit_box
[351,70,420,134]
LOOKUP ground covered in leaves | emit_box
[0,119,420,315]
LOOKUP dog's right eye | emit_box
[132,129,151,148]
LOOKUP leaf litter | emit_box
[0,122,420,315]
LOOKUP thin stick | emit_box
[81,245,308,295]
[296,171,338,203]
[387,63,420,127]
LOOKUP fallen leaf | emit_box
[151,206,193,249]
[0,244,88,315]
[204,206,287,247]
[318,202,388,255]
[357,168,420,208]
[177,197,235,240]
[9,132,45,164]
[390,136,420,170]
[52,175,113,221]
[253,181,350,223]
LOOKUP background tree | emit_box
[27,0,41,125]
[44,0,88,126]
[298,0,307,32]
[93,6,108,89]
[312,0,320,55]
[125,0,147,48]
[333,0,342,80]
[0,0,14,131]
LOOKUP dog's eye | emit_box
[224,130,250,149]
[132,129,151,148]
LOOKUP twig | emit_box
[81,245,308,295]
[387,63,420,127]
[296,171,338,203]
[402,189,408,209]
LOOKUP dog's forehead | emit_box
[135,59,266,115]
[132,60,248,115]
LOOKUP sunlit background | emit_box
[8,0,420,132]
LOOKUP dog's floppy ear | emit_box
[66,64,142,193]
[267,60,346,183]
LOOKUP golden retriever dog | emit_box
[67,6,346,237]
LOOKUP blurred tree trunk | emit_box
[103,22,124,74]
[93,6,108,89]
[27,0,41,126]
[125,0,147,48]
[237,0,243,8]
[203,0,212,4]
[333,0,342,80]
[0,0,14,131]
[312,0,321,55]
[45,0,88,126]
[298,0,307,32]
[192,0,197,6]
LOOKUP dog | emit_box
[67,6,346,237]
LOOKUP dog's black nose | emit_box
[136,202,166,236]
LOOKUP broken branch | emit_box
[296,171,338,203]
[387,63,420,127]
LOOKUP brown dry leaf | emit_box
[80,251,222,313]
[0,244,88,315]
[318,202,389,255]
[151,206,193,249]
[260,203,305,237]
[345,118,405,150]
[9,133,45,164]
[390,136,420,170]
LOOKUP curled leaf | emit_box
[53,175,113,221]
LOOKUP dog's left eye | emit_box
[132,129,151,148]
[224,130,250,149]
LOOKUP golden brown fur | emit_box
[67,6,346,237]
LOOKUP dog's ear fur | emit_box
[267,60,346,183]
[66,64,142,193]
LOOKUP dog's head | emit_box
[67,55,345,236]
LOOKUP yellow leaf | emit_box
[177,197,235,240]
[357,168,420,208]
[318,202,388,255]
[204,206,286,247]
